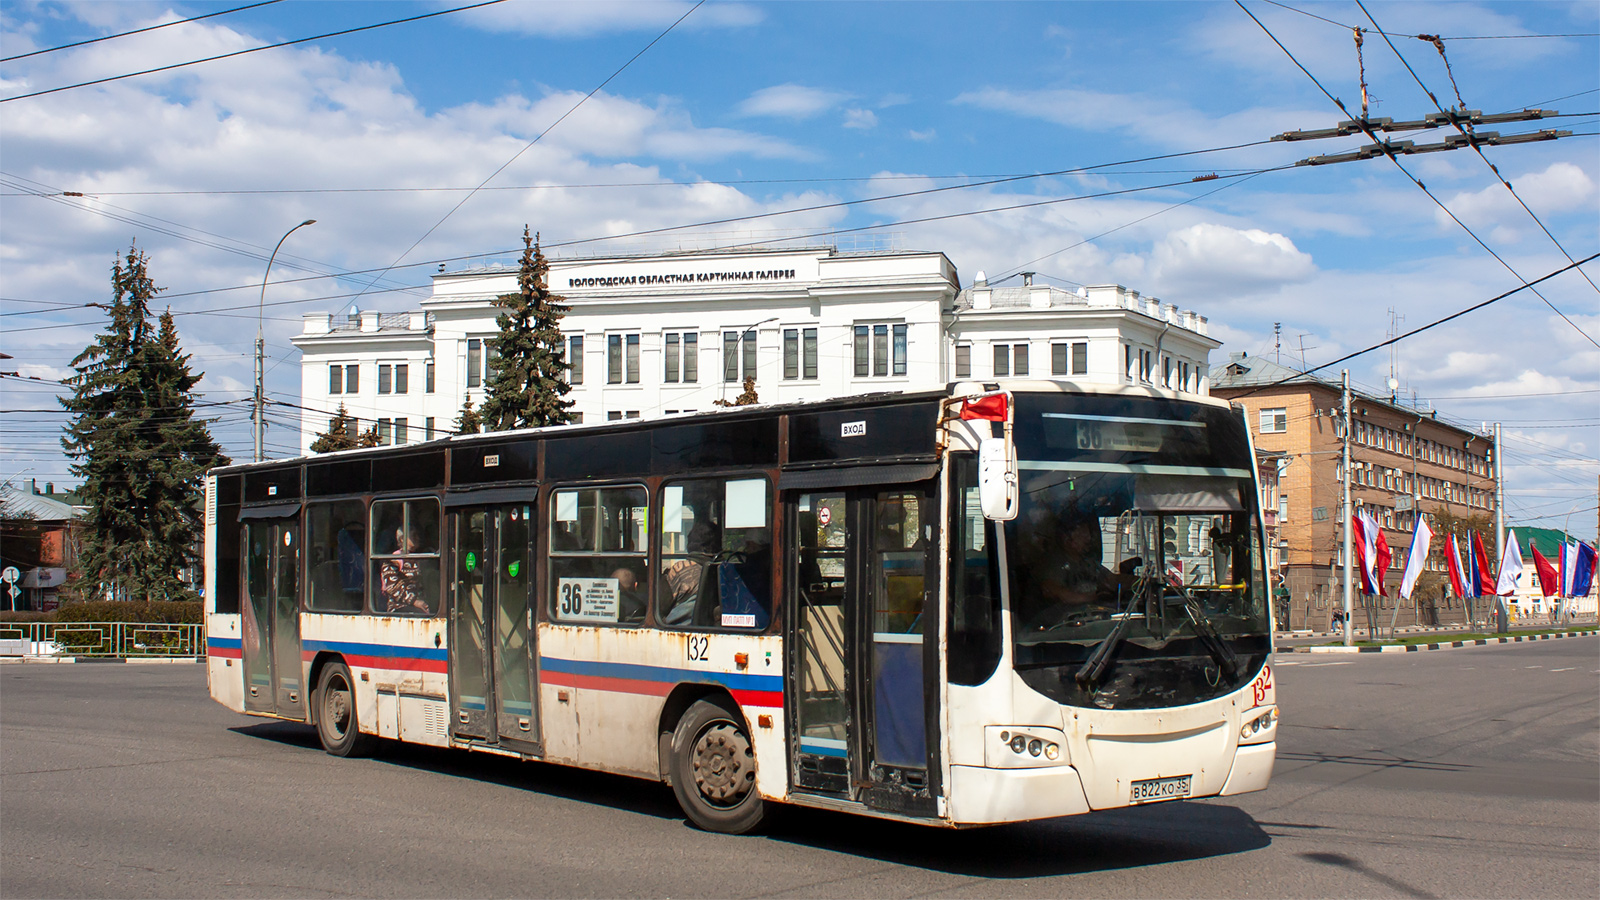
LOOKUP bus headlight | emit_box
[987,726,1067,768]
[1240,707,1277,743]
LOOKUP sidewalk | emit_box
[1282,627,1598,654]
[1276,617,1599,647]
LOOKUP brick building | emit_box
[1213,354,1498,631]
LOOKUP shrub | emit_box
[52,600,202,624]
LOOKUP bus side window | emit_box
[657,476,772,631]
[550,486,649,625]
[370,498,442,616]
[306,499,366,613]
[949,455,1002,685]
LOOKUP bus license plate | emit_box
[1130,774,1191,803]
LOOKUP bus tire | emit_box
[315,662,374,758]
[669,697,765,834]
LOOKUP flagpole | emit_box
[1342,370,1353,647]
[1493,422,1508,633]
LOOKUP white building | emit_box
[290,244,1219,452]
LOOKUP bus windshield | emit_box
[1004,393,1271,710]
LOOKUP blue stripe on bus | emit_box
[459,697,487,710]
[207,636,242,650]
[538,656,782,693]
[800,737,849,758]
[301,638,448,661]
[500,700,534,714]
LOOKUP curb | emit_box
[1,656,205,665]
[1297,629,1598,654]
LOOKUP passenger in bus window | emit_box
[380,522,432,615]
[661,519,720,626]
[611,565,646,624]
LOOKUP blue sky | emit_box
[2,1,1596,539]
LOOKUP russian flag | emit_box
[1573,542,1597,598]
[1445,532,1469,597]
[1471,531,1496,598]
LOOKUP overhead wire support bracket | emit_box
[1272,108,1556,142]
[1296,129,1572,166]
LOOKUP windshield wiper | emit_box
[1179,591,1238,680]
[1075,584,1132,688]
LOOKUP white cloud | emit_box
[454,1,762,36]
[842,108,878,129]
[1437,162,1598,234]
[952,86,1327,153]
[736,84,850,119]
[907,128,936,141]
[1148,223,1316,291]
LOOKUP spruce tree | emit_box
[61,245,226,602]
[477,227,575,430]
[309,403,361,453]
[454,393,482,435]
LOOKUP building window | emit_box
[1074,342,1088,376]
[378,364,392,394]
[1279,495,1289,522]
[1052,343,1068,376]
[1125,344,1134,381]
[568,335,584,385]
[608,411,622,421]
[993,343,1028,377]
[955,344,971,379]
[1180,360,1189,390]
[570,412,583,424]
[608,334,640,384]
[467,339,482,388]
[425,417,436,441]
[329,364,343,395]
[394,418,408,445]
[425,360,434,394]
[893,323,907,376]
[873,325,888,376]
[395,364,408,394]
[1260,408,1288,433]
[663,331,697,384]
[782,328,819,380]
[722,330,756,383]
[344,363,359,394]
[852,323,906,379]
[854,326,870,377]
[377,418,393,445]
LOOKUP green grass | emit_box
[1322,626,1598,648]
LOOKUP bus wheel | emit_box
[315,662,374,758]
[670,698,764,834]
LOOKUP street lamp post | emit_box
[255,219,316,463]
[719,316,778,405]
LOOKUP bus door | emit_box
[241,514,304,719]
[788,484,937,814]
[449,503,538,745]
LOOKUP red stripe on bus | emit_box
[541,669,782,709]
[209,647,242,659]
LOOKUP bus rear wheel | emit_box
[670,698,765,834]
[315,662,374,758]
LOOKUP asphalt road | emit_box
[3,638,1596,899]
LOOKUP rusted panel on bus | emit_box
[301,612,449,746]
[537,623,789,800]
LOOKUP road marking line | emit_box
[1304,662,1354,667]
[1550,667,1574,672]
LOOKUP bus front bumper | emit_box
[945,763,1092,825]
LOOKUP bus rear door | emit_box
[448,502,539,746]
[241,513,304,719]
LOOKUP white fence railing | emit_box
[0,622,205,658]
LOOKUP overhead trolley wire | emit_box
[0,1,285,63]
[1354,0,1600,298]
[1,0,509,103]
[1236,1,1600,349]
[347,1,707,306]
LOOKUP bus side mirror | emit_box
[978,437,1018,521]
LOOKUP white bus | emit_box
[204,382,1276,833]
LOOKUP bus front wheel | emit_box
[670,698,765,834]
[315,662,374,758]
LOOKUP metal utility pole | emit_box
[1341,370,1353,646]
[255,219,316,463]
[1493,421,1508,633]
